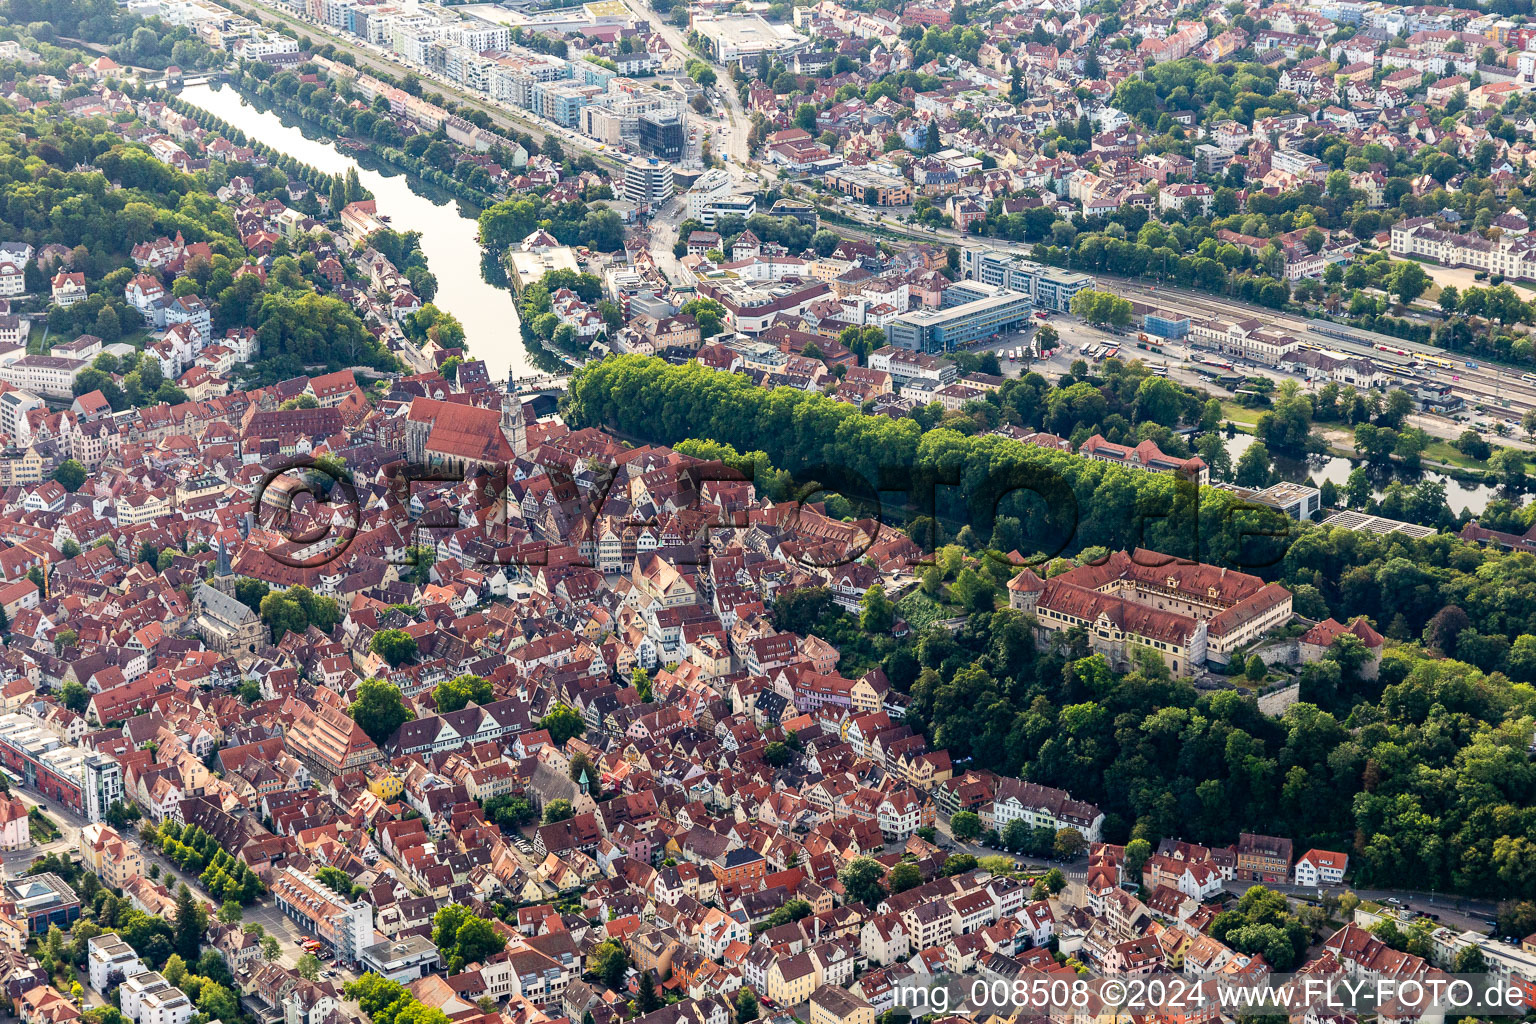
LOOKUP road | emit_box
[929,810,1498,938]
[0,790,76,874]
[220,0,625,176]
[932,815,1089,882]
[0,785,342,982]
[1222,879,1497,936]
[823,198,1536,442]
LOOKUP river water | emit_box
[1225,432,1503,516]
[172,83,1508,518]
[178,82,534,380]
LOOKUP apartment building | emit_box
[1391,217,1536,282]
[87,934,146,992]
[1234,832,1293,882]
[120,972,193,1024]
[986,777,1104,842]
[79,823,145,889]
[960,247,1094,311]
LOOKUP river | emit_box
[177,82,534,380]
[1225,432,1504,516]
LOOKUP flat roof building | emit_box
[1321,510,1437,539]
[3,874,80,933]
[0,713,122,822]
[507,246,581,294]
[961,247,1095,312]
[621,156,675,206]
[638,109,685,162]
[359,935,443,982]
[1215,480,1321,521]
[690,13,807,63]
[885,284,1032,354]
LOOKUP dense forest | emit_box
[565,355,1536,898]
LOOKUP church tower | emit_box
[501,393,528,457]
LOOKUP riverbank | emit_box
[177,82,542,380]
[157,89,368,202]
[211,69,500,208]
[1218,419,1509,526]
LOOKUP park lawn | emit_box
[1423,439,1490,472]
[1219,402,1262,430]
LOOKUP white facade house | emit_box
[120,972,193,1024]
[985,778,1104,842]
[88,934,147,992]
[1293,849,1348,886]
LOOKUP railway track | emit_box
[1111,279,1536,421]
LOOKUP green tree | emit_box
[587,940,629,989]
[860,584,896,632]
[839,857,887,908]
[1069,289,1133,327]
[1124,838,1152,877]
[543,799,575,824]
[942,853,978,876]
[1390,261,1430,305]
[950,810,981,840]
[540,703,586,744]
[348,678,414,746]
[734,987,759,1024]
[52,460,86,492]
[1054,828,1087,859]
[888,862,923,892]
[950,568,997,614]
[370,628,418,666]
[434,674,492,713]
[1235,440,1273,488]
[1453,944,1488,972]
[680,298,727,338]
[173,883,205,960]
[432,905,508,974]
[637,970,661,1014]
[59,681,89,713]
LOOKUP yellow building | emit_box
[765,953,820,1006]
[810,985,875,1024]
[79,823,145,890]
[367,770,403,801]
